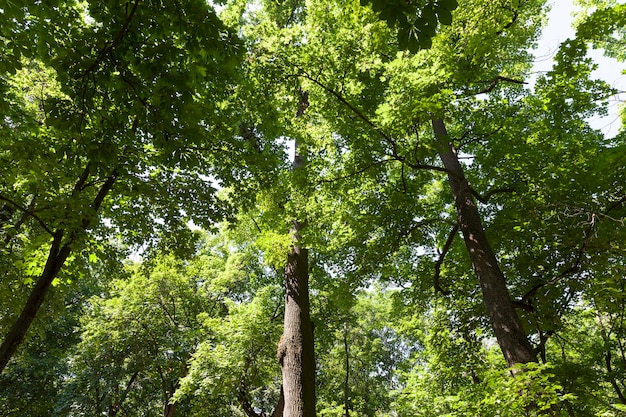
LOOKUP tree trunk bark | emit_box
[279,242,316,417]
[163,402,177,417]
[278,89,316,416]
[431,117,537,367]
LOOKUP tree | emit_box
[250,0,546,368]
[244,0,624,392]
[2,0,625,414]
[0,239,127,416]
[222,2,320,414]
[55,231,283,417]
[0,0,254,373]
[314,287,415,417]
[58,250,211,416]
[175,227,286,417]
[276,89,317,417]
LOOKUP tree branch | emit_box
[457,126,504,149]
[110,370,140,417]
[496,5,520,35]
[299,72,390,141]
[463,75,526,97]
[82,0,141,77]
[0,194,54,236]
[404,160,451,174]
[343,322,351,417]
[316,158,396,184]
[433,224,458,295]
[470,187,515,204]
[520,196,626,304]
[283,63,455,181]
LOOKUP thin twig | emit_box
[470,187,515,204]
[0,194,54,236]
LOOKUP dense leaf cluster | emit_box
[361,0,458,50]
[1,0,625,415]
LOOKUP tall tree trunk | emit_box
[278,88,316,416]
[279,241,316,417]
[431,117,537,367]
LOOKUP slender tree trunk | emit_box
[164,403,177,417]
[431,117,537,367]
[163,381,178,417]
[597,314,626,404]
[343,323,350,417]
[271,387,285,417]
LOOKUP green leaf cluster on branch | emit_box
[361,0,458,50]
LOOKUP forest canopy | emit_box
[1,0,625,416]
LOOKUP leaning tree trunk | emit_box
[0,230,71,373]
[431,117,537,367]
[0,168,117,374]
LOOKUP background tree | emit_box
[0,0,259,373]
[0,244,121,417]
[175,225,286,417]
[58,245,215,416]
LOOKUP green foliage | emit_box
[57,233,259,415]
[315,288,418,416]
[0,241,125,416]
[1,0,626,415]
[0,0,280,379]
[575,1,626,61]
[0,305,82,416]
[361,0,459,51]
[173,232,284,416]
[393,301,573,416]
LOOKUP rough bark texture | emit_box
[280,243,316,417]
[432,118,537,367]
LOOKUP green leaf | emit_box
[437,0,459,11]
[436,7,453,25]
[417,31,433,49]
[421,6,438,28]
